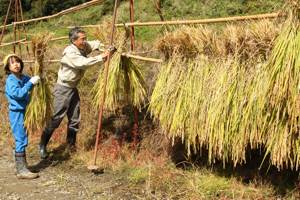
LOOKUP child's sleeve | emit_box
[6,78,33,100]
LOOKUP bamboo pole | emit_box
[117,12,285,26]
[0,39,25,47]
[0,54,161,65]
[19,0,32,75]
[69,12,285,29]
[21,36,69,44]
[23,60,60,63]
[153,0,167,31]
[16,0,22,58]
[89,0,119,171]
[0,36,68,47]
[0,0,13,45]
[129,0,135,52]
[121,53,163,62]
[0,0,107,28]
[0,59,60,66]
[13,0,17,53]
[131,50,157,55]
[129,0,139,136]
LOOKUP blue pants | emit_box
[9,110,27,152]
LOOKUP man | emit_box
[38,26,114,159]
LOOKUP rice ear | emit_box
[24,32,54,134]
[150,3,300,170]
[89,21,148,113]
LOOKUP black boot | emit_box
[38,131,52,159]
[15,151,39,179]
[67,129,77,153]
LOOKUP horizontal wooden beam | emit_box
[121,53,163,63]
[0,36,68,47]
[0,0,107,28]
[68,12,285,29]
[0,54,163,66]
[0,60,60,66]
[0,39,26,47]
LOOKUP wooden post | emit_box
[19,0,32,76]
[129,0,139,138]
[13,0,17,53]
[0,0,13,45]
[16,0,22,58]
[129,0,135,52]
[153,0,167,31]
[1,0,108,28]
[90,0,119,169]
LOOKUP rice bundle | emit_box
[258,1,300,170]
[150,13,295,169]
[24,32,54,134]
[156,25,218,59]
[89,20,148,112]
[150,53,266,166]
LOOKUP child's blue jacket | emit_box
[5,74,33,111]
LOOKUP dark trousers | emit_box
[43,83,81,141]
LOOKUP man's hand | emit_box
[101,47,117,59]
[101,51,110,59]
[29,75,40,85]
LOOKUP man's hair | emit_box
[69,26,85,43]
[4,56,24,75]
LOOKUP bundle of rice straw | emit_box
[257,0,300,170]
[150,15,297,169]
[24,32,54,134]
[156,21,281,62]
[89,20,148,112]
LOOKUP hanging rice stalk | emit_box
[24,32,54,134]
[150,16,289,169]
[89,20,148,112]
[259,0,300,170]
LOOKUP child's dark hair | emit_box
[4,56,24,75]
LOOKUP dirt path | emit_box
[0,144,138,200]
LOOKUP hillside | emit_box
[0,0,284,44]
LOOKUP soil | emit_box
[0,143,140,200]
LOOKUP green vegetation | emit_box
[0,0,284,44]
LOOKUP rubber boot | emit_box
[37,131,52,159]
[67,129,77,153]
[15,151,39,179]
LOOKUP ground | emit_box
[0,143,141,200]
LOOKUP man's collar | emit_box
[70,43,86,57]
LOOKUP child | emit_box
[4,54,40,179]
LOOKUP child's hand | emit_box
[29,75,40,85]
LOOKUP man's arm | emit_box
[61,51,105,70]
[85,40,105,54]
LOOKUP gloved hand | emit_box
[29,75,40,85]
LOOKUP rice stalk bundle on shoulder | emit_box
[24,32,54,134]
[89,21,148,112]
